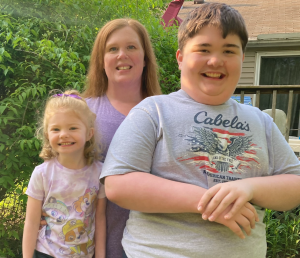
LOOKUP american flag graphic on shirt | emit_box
[178,127,261,175]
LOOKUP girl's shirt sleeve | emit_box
[26,165,45,201]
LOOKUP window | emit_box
[255,52,300,137]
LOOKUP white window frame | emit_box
[254,51,300,137]
[254,50,300,86]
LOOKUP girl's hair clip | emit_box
[52,94,82,99]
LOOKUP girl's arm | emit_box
[23,196,42,258]
[94,197,106,258]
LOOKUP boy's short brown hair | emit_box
[178,3,248,52]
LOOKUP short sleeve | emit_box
[26,166,45,201]
[267,115,300,175]
[100,107,158,183]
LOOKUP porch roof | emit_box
[178,0,300,41]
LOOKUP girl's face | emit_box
[104,26,145,89]
[47,109,93,160]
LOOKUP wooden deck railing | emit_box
[234,85,300,142]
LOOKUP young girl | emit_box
[22,90,106,258]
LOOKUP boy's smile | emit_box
[176,26,245,105]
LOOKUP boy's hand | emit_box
[197,180,258,222]
[214,202,257,239]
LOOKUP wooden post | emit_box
[255,90,260,108]
[271,90,277,122]
[285,90,293,142]
[240,91,244,104]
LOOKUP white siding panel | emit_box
[239,51,256,85]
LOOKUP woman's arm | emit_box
[22,196,42,258]
[94,197,106,258]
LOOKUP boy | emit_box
[100,3,300,257]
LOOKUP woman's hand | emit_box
[214,202,257,239]
[197,180,258,222]
[39,211,47,230]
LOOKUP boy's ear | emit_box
[176,49,183,70]
[87,128,94,141]
[242,53,245,62]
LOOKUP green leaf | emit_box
[4,51,11,59]
[0,144,4,152]
[70,52,78,60]
[6,162,12,169]
[13,37,22,48]
[59,57,64,66]
[31,29,38,37]
[0,106,6,114]
[35,140,40,150]
[31,65,40,72]
[6,32,12,42]
[22,92,27,100]
[9,154,19,163]
[9,106,18,116]
[79,63,86,73]
[20,140,25,151]
[0,154,5,162]
[27,141,32,149]
[32,88,37,97]
[13,162,19,170]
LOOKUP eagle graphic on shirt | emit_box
[178,126,261,174]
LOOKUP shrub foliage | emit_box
[0,0,179,256]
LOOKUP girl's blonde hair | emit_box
[37,89,101,165]
[82,18,161,98]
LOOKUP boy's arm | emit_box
[198,174,300,221]
[199,120,300,221]
[105,172,206,213]
[105,172,257,239]
[22,196,42,258]
[94,197,106,258]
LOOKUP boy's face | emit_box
[176,26,245,105]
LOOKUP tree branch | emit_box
[15,48,63,73]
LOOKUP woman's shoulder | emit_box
[85,95,105,108]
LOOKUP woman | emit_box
[83,18,161,258]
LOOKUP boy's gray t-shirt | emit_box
[101,90,300,258]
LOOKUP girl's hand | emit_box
[197,180,258,222]
[214,202,257,239]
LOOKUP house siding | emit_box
[239,51,255,85]
[238,46,300,86]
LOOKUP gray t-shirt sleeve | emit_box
[266,114,300,175]
[100,107,158,182]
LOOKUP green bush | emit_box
[0,0,178,256]
[264,207,300,258]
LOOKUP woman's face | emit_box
[104,26,145,89]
